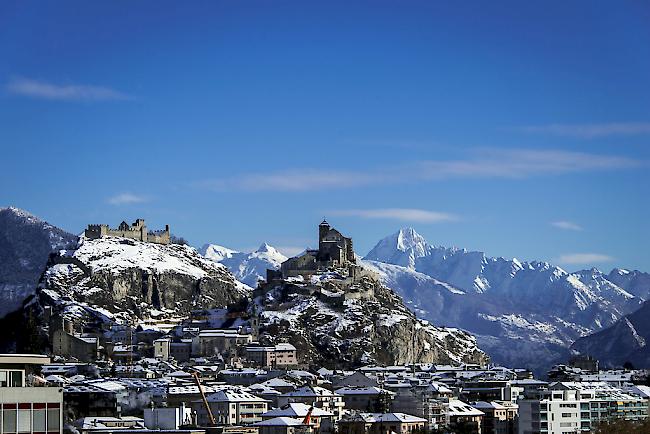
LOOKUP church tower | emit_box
[319,219,330,246]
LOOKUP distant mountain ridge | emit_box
[201,243,287,287]
[0,207,77,318]
[571,300,650,368]
[363,228,648,372]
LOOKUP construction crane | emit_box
[302,406,314,425]
[192,371,216,426]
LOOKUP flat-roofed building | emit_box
[191,388,269,426]
[0,354,63,434]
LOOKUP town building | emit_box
[335,387,395,412]
[337,412,427,434]
[447,399,484,434]
[246,344,298,368]
[262,403,333,433]
[278,386,345,422]
[193,329,253,357]
[253,417,313,434]
[192,388,269,426]
[471,401,518,434]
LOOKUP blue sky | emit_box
[1,1,649,271]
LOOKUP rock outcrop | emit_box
[254,271,489,369]
[39,236,250,325]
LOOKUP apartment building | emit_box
[0,354,64,434]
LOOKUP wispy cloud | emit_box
[330,208,457,223]
[107,193,148,205]
[557,253,615,265]
[197,148,642,192]
[551,221,583,231]
[198,169,382,192]
[6,77,133,101]
[512,122,650,138]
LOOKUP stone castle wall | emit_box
[85,221,170,245]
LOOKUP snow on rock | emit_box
[255,269,488,368]
[38,236,250,325]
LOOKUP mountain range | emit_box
[362,228,649,372]
[0,207,77,318]
[1,207,648,370]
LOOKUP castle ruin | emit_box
[84,219,170,245]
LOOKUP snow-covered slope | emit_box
[39,236,250,325]
[254,269,488,368]
[201,243,287,287]
[364,228,647,372]
[0,207,77,318]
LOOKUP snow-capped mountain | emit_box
[364,228,647,373]
[571,300,650,368]
[0,207,77,318]
[201,243,287,287]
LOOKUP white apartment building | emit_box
[518,387,588,434]
[191,388,268,426]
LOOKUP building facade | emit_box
[0,354,63,434]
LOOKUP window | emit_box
[10,372,22,387]
[17,409,31,433]
[34,409,46,432]
[47,408,60,433]
[3,408,17,433]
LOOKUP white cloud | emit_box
[551,221,583,231]
[330,208,457,223]
[513,122,650,138]
[107,193,148,205]
[6,77,132,101]
[198,148,642,192]
[557,253,615,265]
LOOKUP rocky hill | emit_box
[201,243,287,287]
[0,207,77,318]
[571,300,650,368]
[364,228,647,373]
[252,270,489,369]
[39,236,251,325]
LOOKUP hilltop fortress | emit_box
[279,220,368,282]
[84,218,170,245]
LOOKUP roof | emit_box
[263,403,333,418]
[448,400,485,417]
[253,417,310,427]
[341,413,427,424]
[206,389,267,403]
[282,385,338,398]
[0,354,51,365]
[335,386,395,396]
